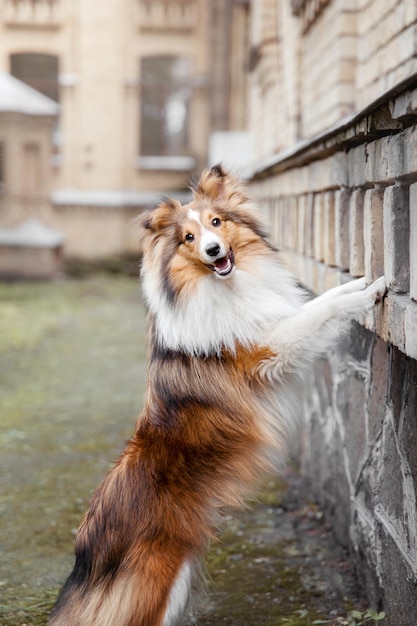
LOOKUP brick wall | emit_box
[248,0,417,159]
[299,1,357,137]
[356,0,417,108]
[249,81,417,625]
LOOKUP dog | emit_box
[48,165,386,625]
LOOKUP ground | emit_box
[0,275,376,626]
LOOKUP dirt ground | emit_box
[0,275,376,626]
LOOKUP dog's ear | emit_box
[208,163,227,179]
[137,198,181,235]
[193,165,269,240]
[136,198,181,253]
[193,164,247,203]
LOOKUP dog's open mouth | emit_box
[208,250,235,277]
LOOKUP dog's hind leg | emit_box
[162,560,193,626]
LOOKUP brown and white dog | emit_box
[49,165,386,625]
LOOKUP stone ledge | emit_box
[249,72,417,181]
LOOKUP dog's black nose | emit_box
[206,243,221,257]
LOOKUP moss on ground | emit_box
[193,475,362,626]
[0,276,365,625]
[0,276,146,625]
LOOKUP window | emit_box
[140,56,191,156]
[10,53,59,102]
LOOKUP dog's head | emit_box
[138,165,270,300]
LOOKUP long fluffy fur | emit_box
[49,165,386,626]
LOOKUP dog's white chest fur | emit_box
[143,258,305,356]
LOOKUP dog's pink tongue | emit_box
[215,257,228,271]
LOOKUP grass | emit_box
[0,275,147,625]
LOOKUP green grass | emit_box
[0,276,147,625]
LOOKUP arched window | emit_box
[10,53,59,102]
[140,56,191,156]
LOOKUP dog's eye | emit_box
[185,233,194,242]
[211,217,221,227]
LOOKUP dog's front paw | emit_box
[366,276,387,303]
[350,276,367,292]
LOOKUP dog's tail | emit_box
[49,555,194,626]
[48,437,206,626]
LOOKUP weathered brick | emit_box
[335,187,350,271]
[383,184,410,293]
[375,293,407,352]
[365,136,392,184]
[304,193,315,257]
[351,508,384,611]
[323,191,336,266]
[379,529,417,625]
[270,198,279,246]
[399,356,417,496]
[390,87,417,120]
[313,193,325,262]
[359,0,399,36]
[322,265,342,292]
[347,144,368,187]
[337,367,368,484]
[349,189,365,277]
[391,127,417,180]
[289,195,299,250]
[295,254,315,292]
[297,194,306,254]
[364,187,385,282]
[318,421,352,548]
[377,422,405,522]
[405,302,417,360]
[389,295,408,353]
[307,155,344,192]
[380,24,417,74]
[388,344,408,430]
[277,197,285,248]
[364,126,417,184]
[368,336,388,443]
[409,182,417,301]
[358,2,409,65]
[283,196,298,251]
[332,150,348,188]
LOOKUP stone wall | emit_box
[249,80,417,625]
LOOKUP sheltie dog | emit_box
[49,165,386,626]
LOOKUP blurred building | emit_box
[0,72,63,278]
[0,72,58,227]
[0,0,249,259]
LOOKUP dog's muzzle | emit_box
[206,249,235,277]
